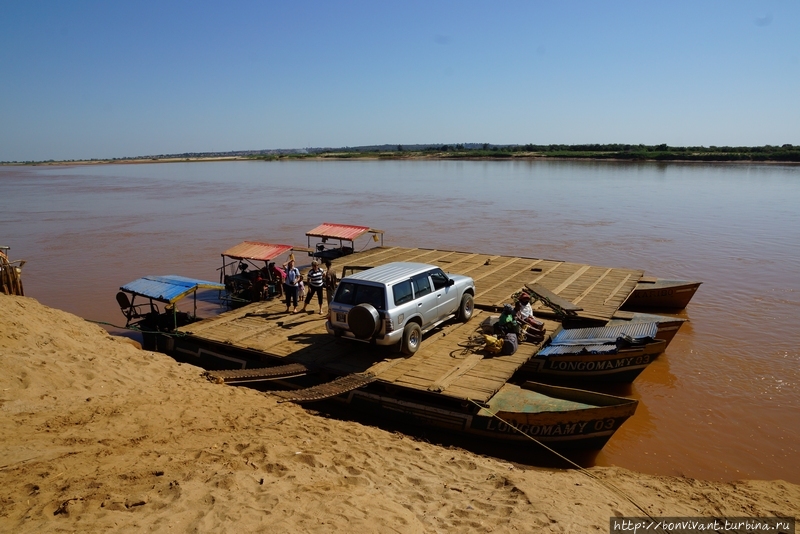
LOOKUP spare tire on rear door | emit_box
[348,303,380,339]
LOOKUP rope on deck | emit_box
[467,399,665,533]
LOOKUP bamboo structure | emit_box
[0,249,24,296]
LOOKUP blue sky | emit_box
[1,1,798,161]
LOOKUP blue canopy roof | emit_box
[120,275,224,304]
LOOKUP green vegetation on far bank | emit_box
[5,143,800,165]
[248,143,800,163]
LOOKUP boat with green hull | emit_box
[340,381,638,450]
[519,322,666,384]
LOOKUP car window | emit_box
[430,269,449,291]
[360,285,386,310]
[334,282,356,305]
[335,282,386,310]
[392,280,414,305]
[412,273,432,297]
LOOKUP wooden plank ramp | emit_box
[206,363,310,384]
[271,374,378,403]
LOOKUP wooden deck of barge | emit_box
[328,246,642,322]
[177,248,643,404]
[180,299,559,404]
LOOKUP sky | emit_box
[1,1,798,162]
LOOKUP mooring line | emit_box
[468,398,665,531]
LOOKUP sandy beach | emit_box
[1,293,798,532]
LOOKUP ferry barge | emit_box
[158,245,658,450]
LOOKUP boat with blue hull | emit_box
[519,322,666,384]
[607,310,686,348]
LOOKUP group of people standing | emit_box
[282,258,338,314]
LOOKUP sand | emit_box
[1,294,798,533]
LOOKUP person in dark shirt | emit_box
[323,260,338,306]
[493,304,520,336]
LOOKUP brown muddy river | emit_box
[2,159,799,483]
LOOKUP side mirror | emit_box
[447,278,455,287]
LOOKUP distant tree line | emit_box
[511,143,800,162]
[305,143,800,162]
[5,143,800,165]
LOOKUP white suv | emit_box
[326,262,475,354]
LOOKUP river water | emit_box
[2,160,799,483]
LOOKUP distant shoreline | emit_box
[5,143,800,165]
[4,153,800,166]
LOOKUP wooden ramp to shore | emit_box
[324,247,643,322]
[181,299,559,404]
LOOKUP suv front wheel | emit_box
[458,294,474,322]
[401,322,422,355]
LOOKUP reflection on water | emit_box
[2,160,799,483]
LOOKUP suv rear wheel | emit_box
[401,322,422,355]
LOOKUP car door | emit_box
[429,268,457,318]
[411,273,440,328]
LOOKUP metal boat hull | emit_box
[344,381,637,451]
[622,279,701,310]
[519,340,666,383]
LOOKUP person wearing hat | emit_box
[517,293,534,320]
[301,260,325,314]
[516,292,545,333]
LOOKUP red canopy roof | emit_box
[222,242,294,261]
[305,223,377,241]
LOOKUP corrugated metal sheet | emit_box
[549,322,659,345]
[306,223,371,241]
[537,323,659,357]
[222,242,294,261]
[537,344,620,356]
[121,275,224,304]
